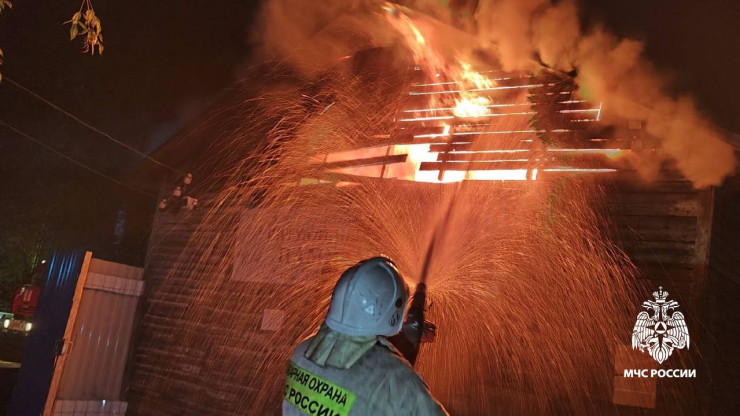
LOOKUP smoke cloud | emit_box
[571,28,735,188]
[256,0,392,77]
[256,0,736,187]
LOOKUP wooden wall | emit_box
[127,195,212,416]
[126,187,294,416]
[701,175,740,415]
[125,165,723,415]
[606,168,713,415]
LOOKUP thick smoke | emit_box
[256,0,392,76]
[571,29,735,187]
[256,0,736,187]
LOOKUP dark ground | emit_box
[0,366,20,416]
[0,332,27,414]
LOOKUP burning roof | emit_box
[308,63,628,185]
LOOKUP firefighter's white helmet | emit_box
[325,257,409,337]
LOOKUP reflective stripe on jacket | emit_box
[283,337,448,416]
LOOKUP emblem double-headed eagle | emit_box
[631,287,690,364]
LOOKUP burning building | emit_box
[121,2,740,415]
[308,66,616,185]
[122,39,740,415]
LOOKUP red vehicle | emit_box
[0,278,41,335]
[2,285,40,335]
[11,284,40,317]
[3,261,48,334]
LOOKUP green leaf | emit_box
[70,25,78,40]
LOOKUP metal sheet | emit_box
[56,259,143,402]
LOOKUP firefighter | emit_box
[283,256,449,416]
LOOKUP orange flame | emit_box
[453,93,491,118]
[383,4,443,75]
[452,62,496,118]
[458,62,495,90]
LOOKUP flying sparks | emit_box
[140,5,642,416]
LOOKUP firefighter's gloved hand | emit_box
[420,320,436,343]
[402,320,437,344]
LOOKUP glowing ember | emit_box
[320,143,624,184]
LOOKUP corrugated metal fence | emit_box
[50,258,144,415]
[8,253,144,416]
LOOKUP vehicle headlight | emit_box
[24,322,32,332]
[2,319,9,329]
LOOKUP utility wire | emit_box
[3,76,182,174]
[0,120,156,198]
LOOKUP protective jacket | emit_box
[283,326,448,416]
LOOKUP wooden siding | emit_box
[605,169,711,414]
[126,167,718,416]
[701,175,740,415]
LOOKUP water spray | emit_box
[144,55,644,414]
[397,181,462,366]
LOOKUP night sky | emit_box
[581,0,740,137]
[0,0,259,173]
[0,0,738,291]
